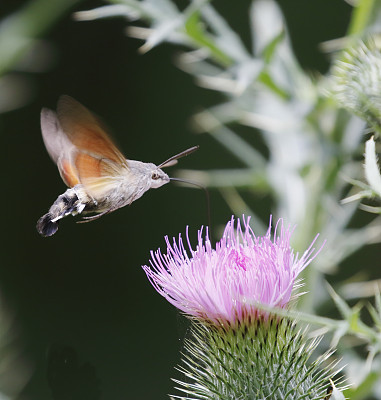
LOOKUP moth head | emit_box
[149,166,170,189]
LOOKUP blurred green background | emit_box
[0,1,362,399]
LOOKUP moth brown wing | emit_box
[74,152,127,200]
[40,107,80,187]
[56,95,129,198]
[56,95,128,167]
[59,159,80,187]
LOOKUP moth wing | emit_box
[40,108,80,187]
[74,152,128,200]
[56,95,128,167]
[55,95,130,200]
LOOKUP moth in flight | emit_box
[37,95,198,237]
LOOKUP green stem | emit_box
[347,0,376,36]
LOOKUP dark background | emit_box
[1,1,355,399]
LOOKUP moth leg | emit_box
[77,207,118,224]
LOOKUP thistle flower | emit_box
[143,216,321,326]
[143,217,340,400]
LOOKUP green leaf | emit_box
[139,18,182,53]
[258,70,290,99]
[344,371,380,400]
[184,10,232,66]
[200,3,250,63]
[262,29,285,64]
[250,0,284,55]
[366,294,381,330]
[327,284,352,319]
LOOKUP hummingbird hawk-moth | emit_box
[36,95,198,237]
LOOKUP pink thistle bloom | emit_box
[143,216,322,326]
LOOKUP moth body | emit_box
[37,161,170,237]
[36,95,196,237]
[37,187,86,236]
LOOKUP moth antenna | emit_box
[170,177,212,240]
[158,145,199,169]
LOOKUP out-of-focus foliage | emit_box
[0,1,83,396]
[0,0,81,111]
[0,299,29,399]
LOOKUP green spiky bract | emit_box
[172,317,340,400]
[331,36,381,135]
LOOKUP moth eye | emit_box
[152,172,160,180]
